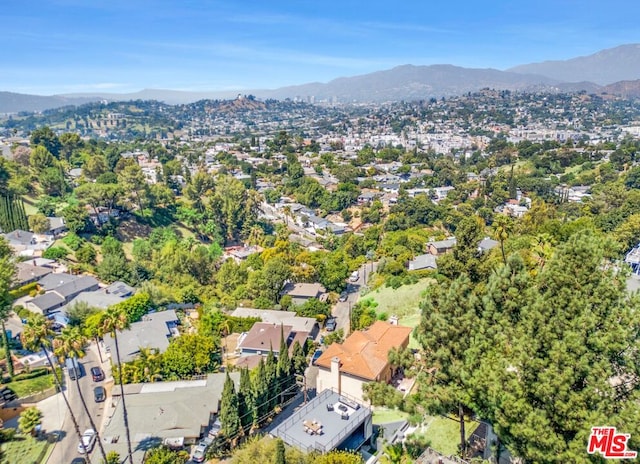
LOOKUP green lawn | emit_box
[372,408,410,425]
[411,415,480,456]
[0,433,50,464]
[9,374,55,398]
[363,279,433,320]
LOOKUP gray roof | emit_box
[273,388,372,453]
[428,238,457,250]
[103,373,240,462]
[28,292,65,312]
[37,273,81,290]
[231,308,318,333]
[62,290,125,313]
[15,262,52,285]
[105,281,135,297]
[408,254,437,271]
[52,275,99,298]
[4,230,34,246]
[281,282,326,299]
[478,237,499,252]
[46,217,66,232]
[104,310,179,363]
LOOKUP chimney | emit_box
[389,315,399,326]
[331,357,341,395]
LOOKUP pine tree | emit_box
[219,372,241,442]
[238,367,254,429]
[275,438,286,464]
[253,358,268,425]
[277,325,292,395]
[291,341,307,376]
[265,346,278,410]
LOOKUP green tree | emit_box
[18,407,42,436]
[161,333,219,379]
[275,438,286,464]
[60,204,90,234]
[28,213,50,234]
[238,367,254,429]
[105,451,121,464]
[219,372,241,441]
[144,446,189,464]
[30,126,61,157]
[118,162,149,211]
[416,276,481,456]
[76,243,97,264]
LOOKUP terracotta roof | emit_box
[315,321,412,381]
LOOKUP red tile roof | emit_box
[316,321,412,381]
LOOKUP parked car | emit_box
[66,358,82,381]
[349,270,359,282]
[192,442,208,463]
[77,429,97,454]
[338,291,348,302]
[93,386,106,403]
[311,349,323,366]
[325,318,337,332]
[208,418,222,439]
[0,387,17,402]
[90,366,104,382]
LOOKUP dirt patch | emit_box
[116,219,153,242]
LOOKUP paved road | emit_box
[46,343,109,464]
[332,261,378,335]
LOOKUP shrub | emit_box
[42,246,68,260]
[9,282,39,300]
[62,232,84,251]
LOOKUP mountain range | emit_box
[3,44,640,113]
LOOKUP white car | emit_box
[192,442,208,463]
[77,429,97,454]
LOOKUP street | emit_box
[332,261,378,335]
[45,343,109,464]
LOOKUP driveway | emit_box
[332,261,378,335]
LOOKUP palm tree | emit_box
[101,307,134,464]
[21,315,91,459]
[136,347,162,383]
[53,326,108,463]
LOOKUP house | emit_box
[102,373,240,463]
[280,282,327,306]
[408,254,437,271]
[14,261,52,288]
[45,217,67,237]
[273,388,373,454]
[103,310,179,363]
[357,191,379,205]
[427,238,457,256]
[315,321,412,403]
[26,274,100,315]
[477,237,499,253]
[236,322,310,357]
[231,307,319,339]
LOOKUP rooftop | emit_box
[273,388,371,454]
[280,282,326,298]
[104,310,179,363]
[231,307,318,334]
[104,373,239,462]
[316,321,412,381]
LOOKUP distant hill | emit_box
[601,80,640,99]
[508,44,640,85]
[262,64,559,102]
[5,43,640,112]
[0,92,99,114]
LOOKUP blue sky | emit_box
[2,0,639,95]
